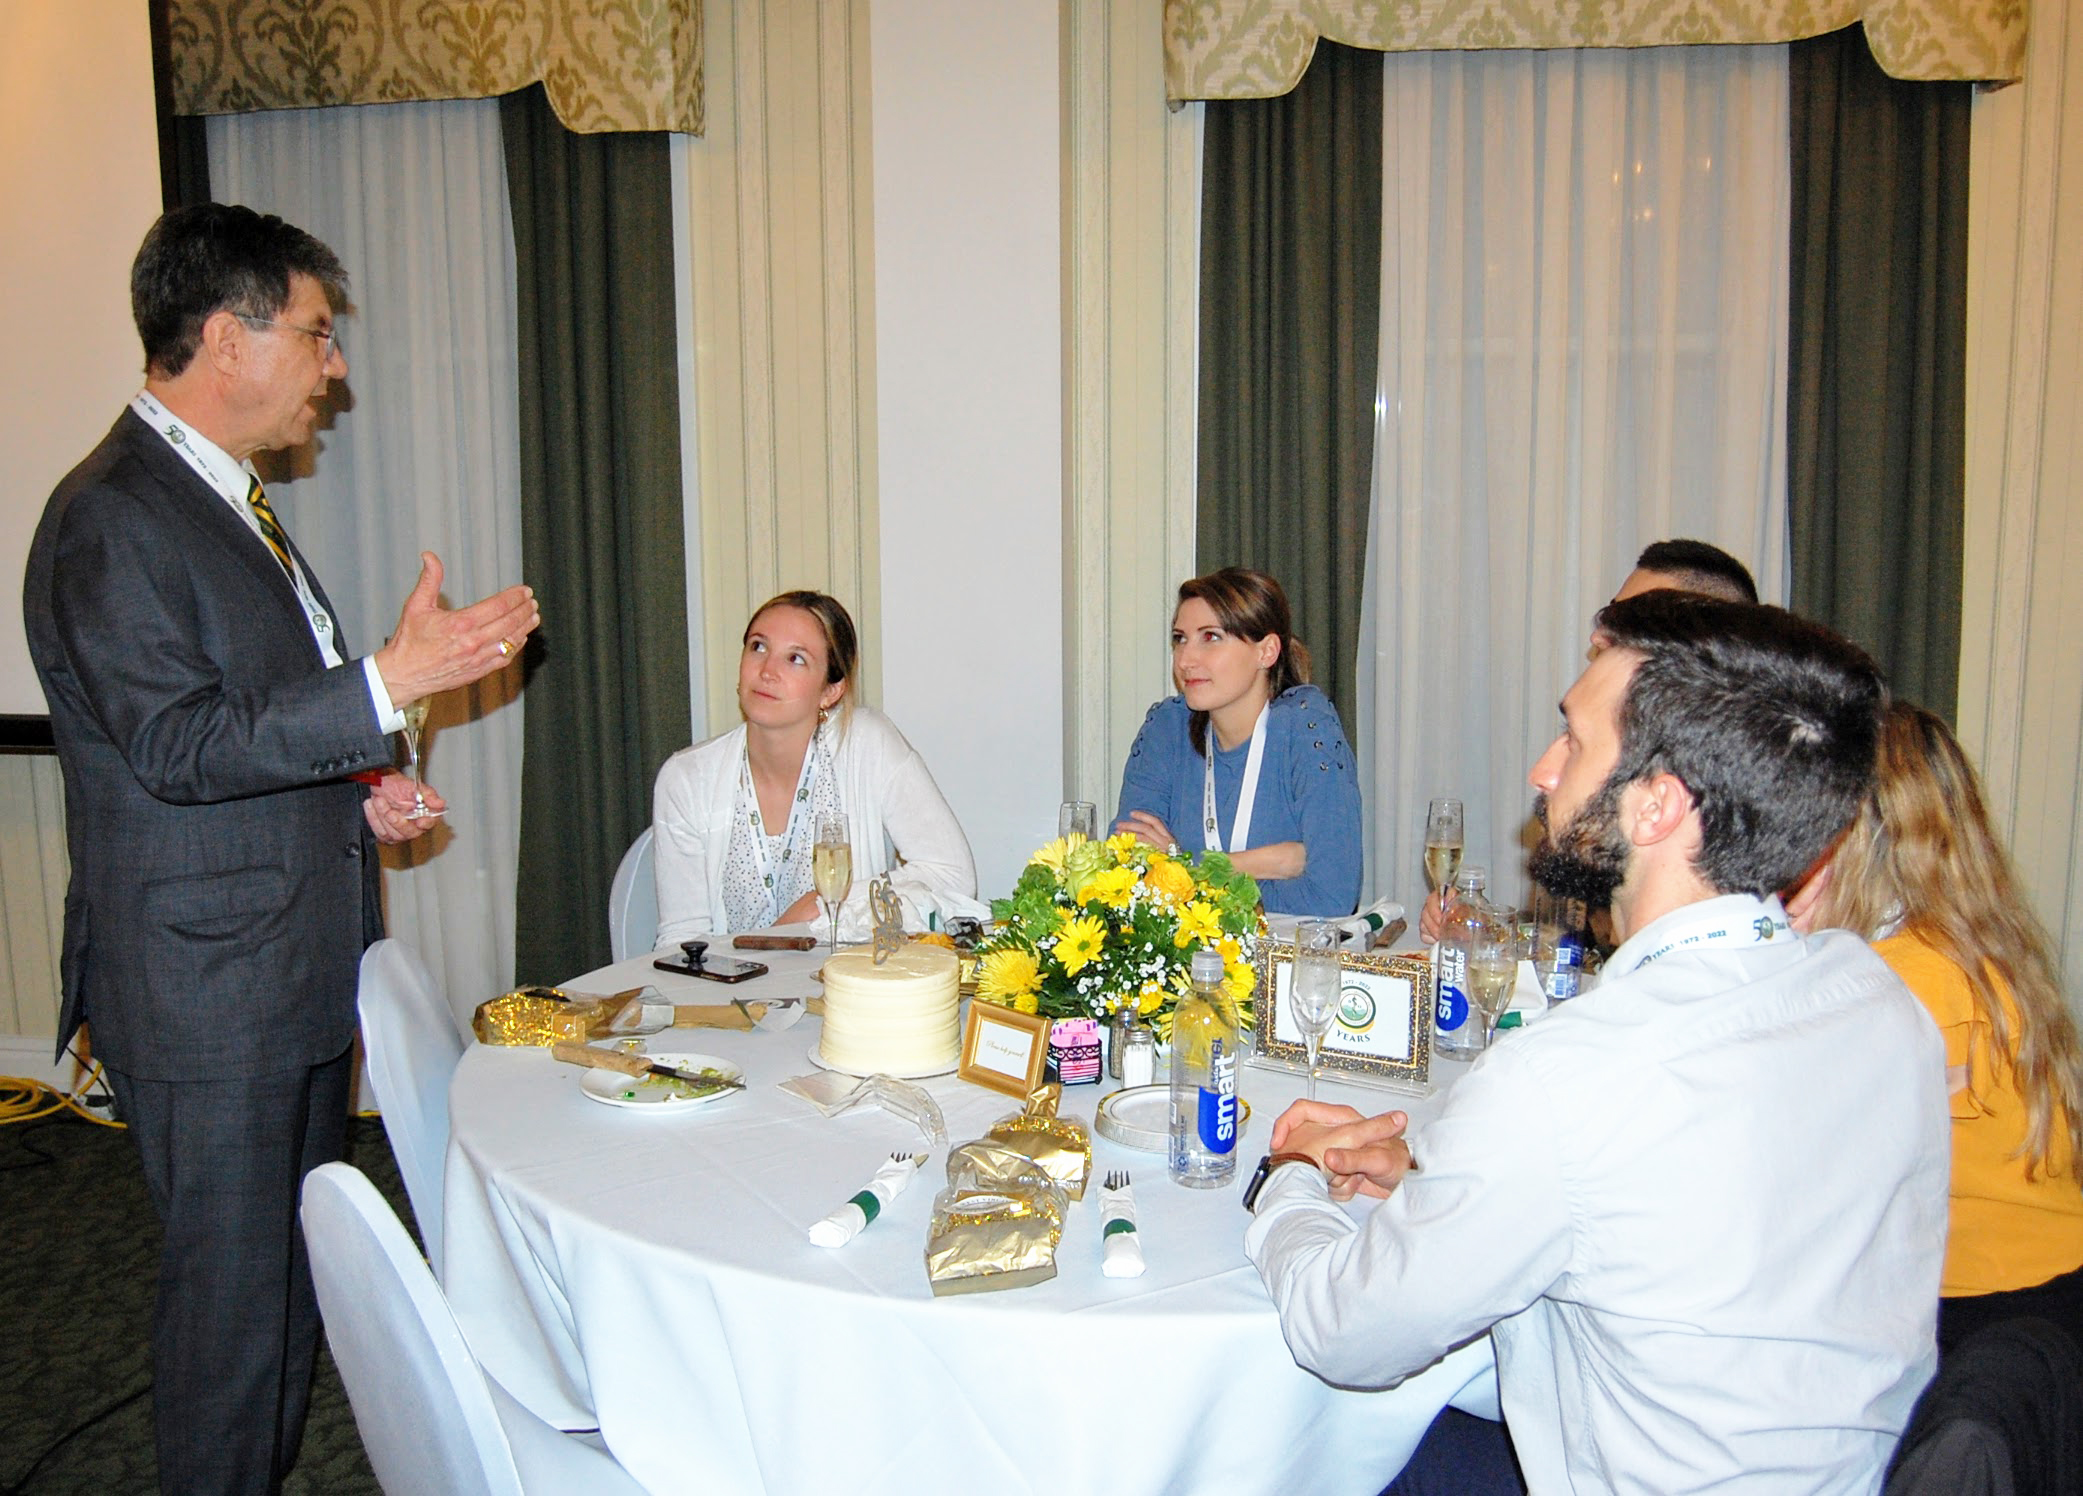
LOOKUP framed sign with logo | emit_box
[1249,944,1432,1093]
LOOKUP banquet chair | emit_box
[609,825,658,961]
[358,937,464,1270]
[301,1163,646,1496]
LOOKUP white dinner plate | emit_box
[579,1052,744,1111]
[1095,1084,1252,1153]
[805,1043,957,1081]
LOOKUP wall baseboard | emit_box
[0,1032,75,1089]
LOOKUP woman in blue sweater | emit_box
[1113,568,1363,916]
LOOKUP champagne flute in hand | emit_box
[1291,920,1343,1100]
[813,814,852,953]
[1424,798,1463,898]
[400,697,437,819]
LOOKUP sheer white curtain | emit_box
[210,100,526,1013]
[1356,45,1792,915]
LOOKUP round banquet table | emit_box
[441,939,1496,1496]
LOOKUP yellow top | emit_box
[1877,932,2083,1296]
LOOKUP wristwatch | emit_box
[1241,1150,1320,1212]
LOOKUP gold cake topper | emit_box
[869,874,904,965]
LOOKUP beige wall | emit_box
[1959,0,2083,1005]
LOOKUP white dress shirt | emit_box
[1246,894,1949,1495]
[651,707,982,941]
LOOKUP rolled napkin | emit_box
[1099,1175,1146,1279]
[809,1152,926,1248]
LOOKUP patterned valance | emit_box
[1164,0,2026,94]
[168,0,703,136]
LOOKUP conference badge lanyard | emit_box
[739,727,822,915]
[130,390,342,665]
[1202,703,1270,854]
[1608,896,1792,980]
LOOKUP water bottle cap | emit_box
[1455,866,1488,892]
[1190,947,1226,983]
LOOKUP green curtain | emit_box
[502,84,692,983]
[1788,27,1970,721]
[1196,40,1383,734]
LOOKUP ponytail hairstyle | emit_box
[1175,567,1311,757]
[1811,701,2083,1182]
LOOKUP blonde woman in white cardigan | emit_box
[652,591,979,942]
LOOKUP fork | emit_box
[1103,1170,1129,1192]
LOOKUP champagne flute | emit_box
[400,697,436,819]
[1468,929,1519,1049]
[812,813,852,953]
[1424,798,1464,898]
[1059,800,1098,843]
[1290,919,1343,1100]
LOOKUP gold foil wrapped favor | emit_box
[924,1142,1068,1296]
[985,1082,1092,1201]
[469,987,601,1046]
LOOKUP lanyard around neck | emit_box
[740,730,820,903]
[1610,897,1792,979]
[130,390,342,663]
[1202,702,1269,854]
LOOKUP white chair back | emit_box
[358,938,464,1270]
[302,1163,647,1496]
[608,826,658,961]
[303,1161,526,1496]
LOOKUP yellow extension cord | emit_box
[0,1060,126,1128]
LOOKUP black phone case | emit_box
[653,955,768,983]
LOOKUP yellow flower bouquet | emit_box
[972,832,1260,1029]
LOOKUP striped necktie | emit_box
[245,476,295,578]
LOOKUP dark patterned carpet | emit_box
[0,1110,412,1495]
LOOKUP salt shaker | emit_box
[1119,1022,1156,1088]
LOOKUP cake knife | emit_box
[549,1042,747,1091]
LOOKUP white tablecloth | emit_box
[442,942,1496,1496]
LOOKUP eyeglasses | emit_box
[237,315,341,360]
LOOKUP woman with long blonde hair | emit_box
[1803,701,2083,1351]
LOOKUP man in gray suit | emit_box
[22,204,540,1494]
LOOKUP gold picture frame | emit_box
[1250,943,1432,1093]
[958,1001,1052,1099]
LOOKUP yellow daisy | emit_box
[1137,981,1166,1015]
[1054,914,1106,975]
[1105,831,1144,861]
[1174,899,1222,948]
[1077,865,1138,911]
[1012,990,1040,1015]
[976,947,1041,1005]
[1226,958,1257,1005]
[1029,836,1073,876]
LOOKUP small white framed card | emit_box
[1250,944,1431,1093]
[958,1002,1052,1099]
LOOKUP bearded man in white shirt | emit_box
[1247,592,1949,1495]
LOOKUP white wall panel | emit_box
[869,0,1063,899]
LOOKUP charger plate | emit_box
[1095,1084,1251,1153]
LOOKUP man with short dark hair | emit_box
[24,203,539,1493]
[1248,593,1948,1493]
[1615,537,1760,605]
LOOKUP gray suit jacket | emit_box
[23,408,393,1079]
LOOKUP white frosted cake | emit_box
[817,943,961,1076]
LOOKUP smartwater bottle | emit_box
[1435,866,1490,1058]
[1169,947,1241,1187]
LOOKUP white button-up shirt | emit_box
[1246,894,1949,1495]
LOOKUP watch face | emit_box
[1241,1153,1276,1211]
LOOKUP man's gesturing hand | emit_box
[372,552,538,705]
